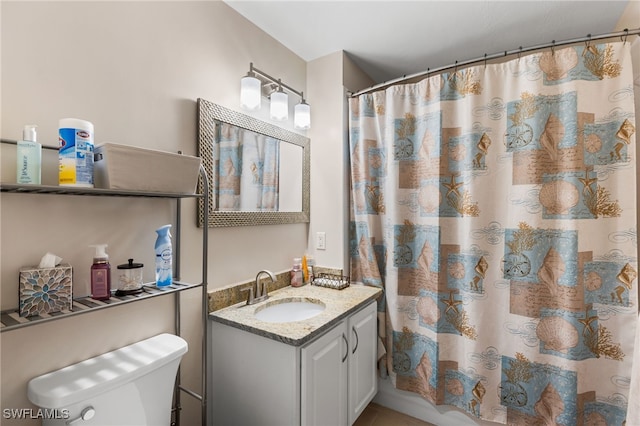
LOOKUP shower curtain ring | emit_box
[551,40,556,56]
[622,28,629,44]
[518,46,522,60]
[584,34,594,57]
[484,54,487,68]
[449,61,458,81]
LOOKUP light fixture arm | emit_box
[248,62,305,100]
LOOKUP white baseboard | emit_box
[373,377,495,426]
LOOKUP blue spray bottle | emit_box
[155,224,172,287]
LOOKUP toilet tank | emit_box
[27,333,188,426]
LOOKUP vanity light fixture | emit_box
[240,62,311,129]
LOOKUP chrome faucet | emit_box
[243,270,276,305]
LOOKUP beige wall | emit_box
[306,52,374,271]
[615,0,639,33]
[306,52,347,270]
[1,2,310,425]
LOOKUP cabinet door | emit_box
[348,301,378,425]
[301,321,348,426]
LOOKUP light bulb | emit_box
[270,90,288,121]
[294,101,311,130]
[240,75,261,111]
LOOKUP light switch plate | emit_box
[316,232,326,250]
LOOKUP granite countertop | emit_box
[208,284,382,346]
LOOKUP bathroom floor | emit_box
[354,403,436,426]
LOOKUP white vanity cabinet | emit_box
[209,299,378,426]
[301,300,377,426]
[301,317,349,426]
[347,300,378,424]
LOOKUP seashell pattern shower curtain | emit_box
[348,41,637,424]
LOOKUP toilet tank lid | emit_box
[27,333,188,409]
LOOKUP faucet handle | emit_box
[240,284,254,305]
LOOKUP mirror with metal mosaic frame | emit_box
[197,98,310,227]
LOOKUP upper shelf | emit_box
[0,183,203,199]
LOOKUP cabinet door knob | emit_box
[352,326,359,354]
[342,333,349,363]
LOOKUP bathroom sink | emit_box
[254,298,325,323]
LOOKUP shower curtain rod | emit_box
[351,27,640,97]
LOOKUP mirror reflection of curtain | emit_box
[349,41,638,424]
[214,122,280,211]
[215,122,242,211]
[240,133,280,211]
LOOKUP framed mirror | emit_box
[197,98,310,227]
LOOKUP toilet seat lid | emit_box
[27,333,188,408]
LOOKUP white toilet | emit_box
[27,333,188,425]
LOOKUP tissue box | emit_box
[19,264,73,317]
[94,142,201,194]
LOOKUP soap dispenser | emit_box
[290,257,303,287]
[90,244,111,300]
[16,124,41,184]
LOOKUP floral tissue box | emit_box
[19,264,73,317]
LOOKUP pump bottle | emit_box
[16,125,41,184]
[290,257,303,287]
[90,244,111,300]
[155,225,173,287]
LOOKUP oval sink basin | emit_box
[254,298,326,323]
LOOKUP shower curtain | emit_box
[349,41,637,424]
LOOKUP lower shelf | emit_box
[1,281,202,332]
